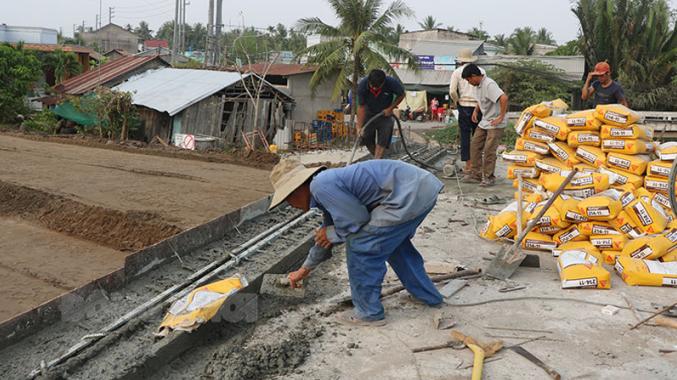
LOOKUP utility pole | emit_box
[108,7,114,25]
[206,0,214,66]
[172,0,179,64]
[181,0,187,54]
[215,0,223,66]
[95,15,100,30]
[99,0,102,28]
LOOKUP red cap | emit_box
[593,61,611,74]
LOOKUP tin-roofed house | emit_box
[114,68,295,147]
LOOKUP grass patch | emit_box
[425,121,517,149]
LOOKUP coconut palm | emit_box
[508,27,536,55]
[418,16,441,31]
[467,26,489,40]
[491,34,508,47]
[296,0,417,126]
[535,27,556,45]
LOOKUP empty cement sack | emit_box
[568,131,601,148]
[515,137,550,155]
[480,202,528,240]
[605,153,649,176]
[620,234,673,260]
[600,124,653,140]
[602,139,655,155]
[533,116,571,140]
[576,146,606,167]
[515,104,552,135]
[594,104,640,127]
[656,142,677,160]
[614,257,677,287]
[566,109,603,131]
[502,150,542,167]
[557,250,611,289]
[578,191,623,220]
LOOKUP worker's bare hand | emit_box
[489,116,504,127]
[471,112,479,123]
[288,267,310,288]
[315,227,333,249]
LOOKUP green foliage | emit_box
[535,27,556,45]
[296,0,417,104]
[467,25,489,40]
[418,16,442,31]
[23,109,58,133]
[490,60,574,109]
[491,34,508,48]
[0,43,42,122]
[546,40,582,56]
[37,49,81,84]
[135,21,154,41]
[501,122,518,148]
[573,0,676,110]
[508,27,536,55]
[424,122,459,145]
[75,88,139,139]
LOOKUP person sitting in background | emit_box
[581,61,629,107]
[430,97,439,120]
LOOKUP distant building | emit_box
[399,29,475,46]
[0,24,57,44]
[533,43,559,56]
[104,48,130,61]
[81,23,139,54]
[143,39,169,50]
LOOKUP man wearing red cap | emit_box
[581,61,628,107]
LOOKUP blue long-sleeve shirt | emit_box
[302,160,444,269]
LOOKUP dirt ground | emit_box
[0,134,273,322]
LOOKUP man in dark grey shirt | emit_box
[581,61,629,107]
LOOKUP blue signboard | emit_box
[416,55,435,70]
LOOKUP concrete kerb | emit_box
[0,195,272,349]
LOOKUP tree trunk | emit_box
[121,116,128,141]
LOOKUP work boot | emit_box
[335,311,387,327]
[461,174,481,184]
[480,177,496,187]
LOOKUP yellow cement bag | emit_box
[656,142,677,161]
[480,202,529,240]
[533,117,571,141]
[647,159,672,178]
[567,131,601,148]
[541,98,569,113]
[158,275,247,335]
[614,257,677,287]
[660,229,677,262]
[660,251,677,262]
[609,210,643,239]
[594,104,640,127]
[548,141,579,166]
[536,157,569,174]
[524,127,556,143]
[625,198,668,234]
[559,198,588,223]
[530,201,569,228]
[537,225,562,235]
[590,234,627,251]
[566,109,603,131]
[602,250,621,265]
[621,235,673,260]
[602,167,645,189]
[617,185,638,208]
[515,104,552,135]
[600,124,654,140]
[650,192,674,218]
[605,153,649,176]
[557,250,611,289]
[576,146,606,167]
[644,175,675,194]
[578,191,623,221]
[502,150,542,167]
[554,224,588,245]
[573,163,598,174]
[507,165,540,179]
[541,171,609,194]
[515,192,545,203]
[513,177,543,193]
[521,232,558,251]
[515,137,550,155]
[580,221,620,236]
[552,241,600,257]
[602,139,656,155]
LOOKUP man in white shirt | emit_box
[449,48,485,173]
[460,64,509,187]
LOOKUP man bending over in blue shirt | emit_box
[268,159,444,326]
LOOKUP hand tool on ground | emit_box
[629,301,677,330]
[450,330,504,380]
[260,273,306,298]
[509,345,561,380]
[485,169,578,280]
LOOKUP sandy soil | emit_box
[0,217,124,321]
[0,135,273,229]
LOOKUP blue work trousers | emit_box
[345,206,443,321]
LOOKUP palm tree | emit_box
[134,21,153,41]
[41,49,81,84]
[535,27,556,45]
[296,0,417,127]
[508,27,536,55]
[491,34,508,47]
[467,25,489,40]
[419,16,441,31]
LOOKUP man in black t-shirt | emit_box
[581,61,629,107]
[356,69,405,159]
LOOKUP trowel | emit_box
[260,273,306,299]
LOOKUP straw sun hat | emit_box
[457,48,478,63]
[269,159,326,210]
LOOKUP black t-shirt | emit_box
[592,80,625,106]
[357,76,405,115]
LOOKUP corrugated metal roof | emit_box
[21,43,93,54]
[395,68,452,86]
[55,55,167,95]
[114,68,252,116]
